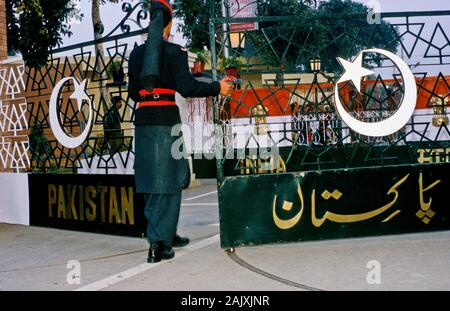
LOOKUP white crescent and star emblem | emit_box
[49,77,93,149]
[334,48,417,137]
[336,53,374,93]
[69,79,91,112]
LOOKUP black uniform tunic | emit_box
[129,41,220,194]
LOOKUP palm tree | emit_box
[91,0,122,111]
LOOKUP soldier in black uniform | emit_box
[128,0,235,263]
[103,96,124,154]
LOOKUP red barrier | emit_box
[227,76,450,118]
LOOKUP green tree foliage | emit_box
[256,0,399,71]
[6,0,76,68]
[174,0,222,50]
[174,0,318,50]
[175,0,399,72]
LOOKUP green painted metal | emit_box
[218,163,450,248]
[210,4,450,178]
[209,1,450,248]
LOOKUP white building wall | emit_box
[0,173,29,225]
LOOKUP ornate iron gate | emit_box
[210,1,450,248]
[22,2,155,236]
[26,2,151,175]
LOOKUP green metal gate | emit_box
[209,1,450,249]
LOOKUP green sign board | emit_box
[218,164,450,248]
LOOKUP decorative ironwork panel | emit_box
[209,1,450,178]
[25,1,152,174]
[0,62,29,173]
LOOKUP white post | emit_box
[222,0,230,58]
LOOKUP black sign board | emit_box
[219,164,450,248]
[29,174,146,237]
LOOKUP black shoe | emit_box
[161,245,175,260]
[172,234,190,248]
[147,242,162,263]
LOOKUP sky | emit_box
[61,0,450,49]
[355,0,449,12]
[62,0,186,49]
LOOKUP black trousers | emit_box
[144,191,182,246]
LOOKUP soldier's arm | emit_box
[169,47,221,98]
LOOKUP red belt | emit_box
[138,88,176,108]
[138,101,176,108]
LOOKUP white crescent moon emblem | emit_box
[334,48,417,137]
[49,77,93,149]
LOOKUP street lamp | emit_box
[309,57,322,114]
[230,32,245,49]
[310,58,321,72]
[432,96,449,127]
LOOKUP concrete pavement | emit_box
[1,180,450,291]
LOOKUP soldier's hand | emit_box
[219,77,236,97]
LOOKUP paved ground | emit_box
[1,180,450,291]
